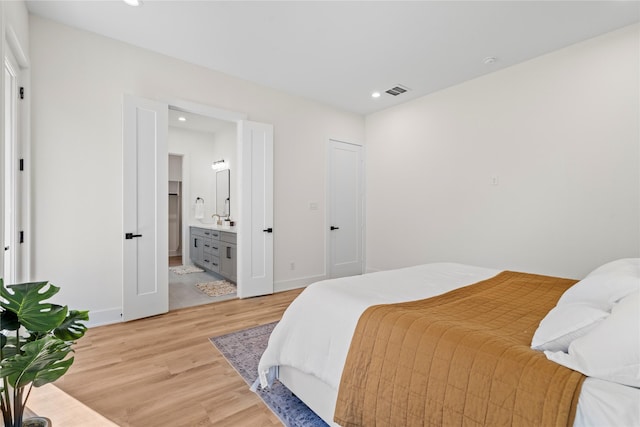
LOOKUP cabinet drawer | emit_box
[204,229,220,239]
[203,256,220,273]
[202,240,219,257]
[191,227,220,240]
[191,227,207,238]
[220,232,237,244]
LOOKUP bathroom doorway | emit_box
[167,108,238,310]
[168,154,183,267]
[123,97,273,320]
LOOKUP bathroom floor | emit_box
[169,259,237,311]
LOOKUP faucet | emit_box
[211,213,221,225]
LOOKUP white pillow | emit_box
[557,274,640,311]
[531,259,640,352]
[585,258,640,279]
[531,303,608,352]
[545,291,640,388]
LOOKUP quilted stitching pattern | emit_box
[335,271,585,427]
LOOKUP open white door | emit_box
[122,94,168,321]
[237,120,273,298]
[328,139,364,278]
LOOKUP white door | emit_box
[328,140,364,278]
[122,95,168,321]
[2,49,20,284]
[238,120,273,298]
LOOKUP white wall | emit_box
[168,126,216,223]
[366,24,640,279]
[2,1,29,51]
[29,16,364,324]
[168,154,182,182]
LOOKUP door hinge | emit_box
[19,159,24,171]
[19,231,24,244]
[19,87,24,100]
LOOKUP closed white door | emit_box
[238,120,273,298]
[328,140,364,278]
[122,94,168,321]
[2,48,21,284]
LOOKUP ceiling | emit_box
[26,1,640,115]
[168,108,234,134]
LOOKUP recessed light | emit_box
[371,92,381,98]
[178,116,186,122]
[123,0,143,6]
[483,56,497,65]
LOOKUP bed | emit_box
[257,260,640,426]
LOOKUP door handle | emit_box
[125,233,143,239]
[330,226,340,231]
[263,228,273,233]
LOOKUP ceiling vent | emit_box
[385,85,410,96]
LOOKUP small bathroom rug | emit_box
[196,280,236,297]
[170,265,205,275]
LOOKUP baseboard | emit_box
[86,307,122,328]
[274,274,327,293]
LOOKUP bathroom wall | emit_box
[168,126,216,224]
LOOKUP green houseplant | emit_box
[0,279,89,427]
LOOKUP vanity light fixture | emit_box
[371,92,381,98]
[123,0,143,6]
[178,116,186,122]
[211,159,228,171]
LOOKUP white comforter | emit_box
[257,262,640,427]
[258,263,499,389]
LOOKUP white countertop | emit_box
[190,222,237,233]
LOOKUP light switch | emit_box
[309,202,318,210]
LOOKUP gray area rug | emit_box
[210,322,328,427]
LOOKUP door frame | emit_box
[325,138,366,278]
[1,26,30,283]
[167,153,184,258]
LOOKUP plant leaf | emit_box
[0,336,74,388]
[0,334,23,359]
[54,310,89,341]
[0,309,20,331]
[0,282,68,332]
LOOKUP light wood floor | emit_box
[54,289,304,427]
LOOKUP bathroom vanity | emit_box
[189,225,237,283]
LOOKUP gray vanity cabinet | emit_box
[190,226,236,282]
[219,232,237,283]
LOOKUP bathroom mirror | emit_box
[216,169,230,217]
